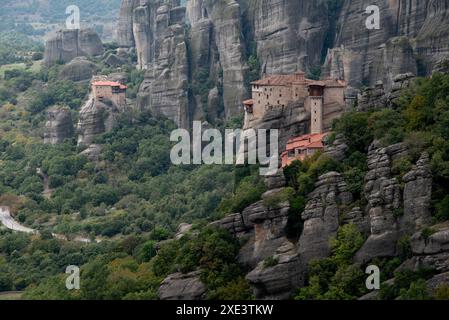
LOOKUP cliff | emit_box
[43,29,104,67]
[116,0,449,128]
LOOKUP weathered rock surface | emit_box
[59,57,99,82]
[357,73,415,111]
[400,153,433,234]
[324,134,349,162]
[134,1,190,128]
[242,0,331,75]
[80,144,103,161]
[104,53,127,67]
[244,100,310,151]
[117,0,139,50]
[299,172,353,265]
[77,98,119,146]
[355,142,407,263]
[355,143,433,264]
[44,106,74,144]
[158,271,206,300]
[328,0,449,88]
[246,241,301,300]
[44,29,104,66]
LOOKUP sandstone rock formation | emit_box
[59,57,99,82]
[298,172,353,266]
[158,271,206,300]
[44,29,104,66]
[77,98,119,146]
[355,142,407,263]
[115,0,449,128]
[357,73,415,111]
[326,0,449,88]
[133,1,190,128]
[241,0,330,75]
[44,106,74,144]
[355,143,433,264]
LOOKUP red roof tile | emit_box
[93,81,128,89]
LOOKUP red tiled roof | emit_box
[93,81,128,89]
[285,133,327,151]
[251,75,346,88]
[251,75,299,86]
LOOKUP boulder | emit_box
[59,57,99,82]
[158,271,206,300]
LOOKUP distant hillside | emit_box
[0,0,121,41]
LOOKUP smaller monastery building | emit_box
[281,133,328,168]
[92,81,127,109]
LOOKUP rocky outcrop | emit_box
[246,241,301,300]
[324,134,349,162]
[244,100,310,151]
[80,144,103,162]
[357,73,415,111]
[44,106,74,144]
[44,29,104,66]
[186,0,249,119]
[117,0,139,51]
[355,142,407,263]
[242,0,331,75]
[400,153,433,234]
[158,271,206,300]
[134,1,190,128]
[398,224,449,274]
[104,53,127,67]
[199,0,248,118]
[59,57,99,82]
[328,0,449,88]
[298,172,353,265]
[211,186,290,269]
[77,98,119,146]
[355,142,434,264]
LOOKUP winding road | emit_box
[0,206,96,243]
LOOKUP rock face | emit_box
[158,271,206,300]
[59,57,99,82]
[242,0,330,75]
[298,172,353,266]
[357,73,415,111]
[44,107,74,144]
[197,0,248,118]
[355,142,407,263]
[355,143,433,263]
[403,224,449,274]
[116,0,449,127]
[133,1,190,128]
[44,29,104,66]
[117,0,139,51]
[326,0,449,88]
[77,98,119,146]
[400,153,433,234]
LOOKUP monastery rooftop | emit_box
[92,81,128,90]
[251,74,346,88]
